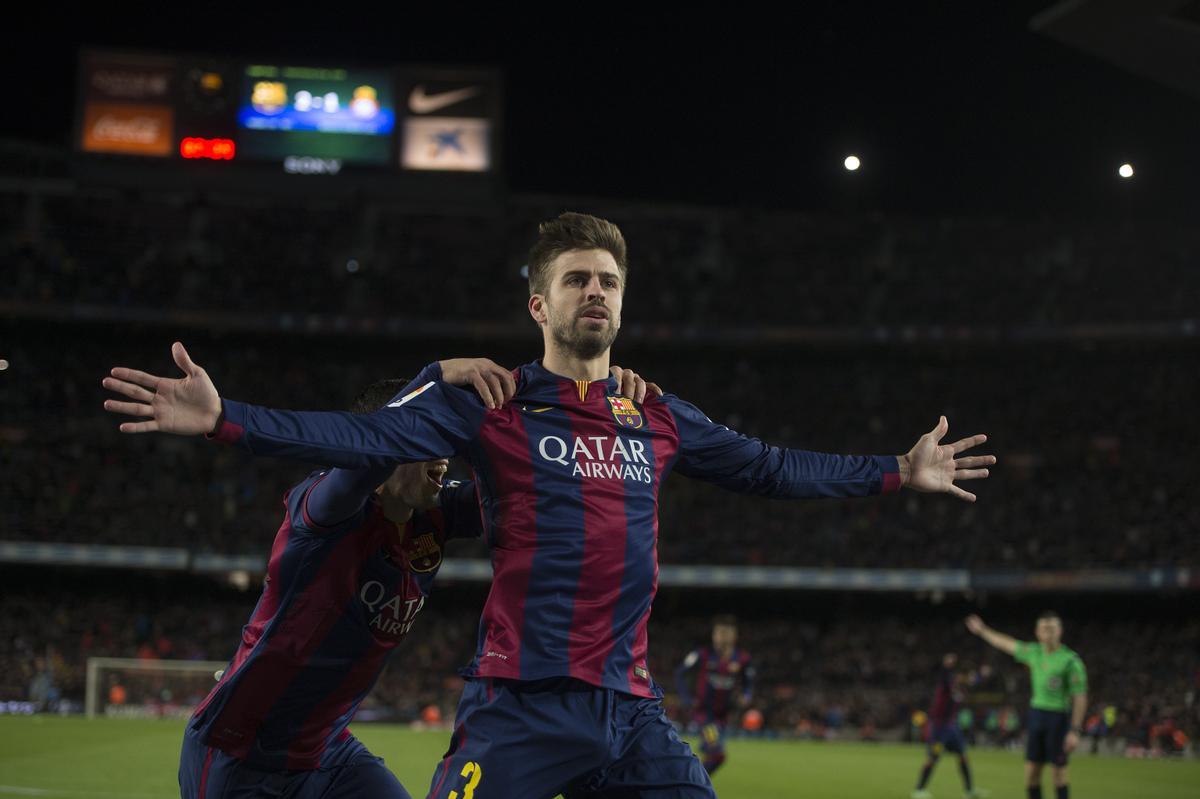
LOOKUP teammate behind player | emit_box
[911,653,988,799]
[106,213,995,799]
[966,613,1088,799]
[675,615,754,776]
[177,366,498,798]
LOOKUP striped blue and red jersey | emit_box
[189,473,480,770]
[675,647,755,724]
[211,359,901,699]
[929,667,964,726]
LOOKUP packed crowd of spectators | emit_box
[5,185,1199,329]
[3,326,1195,570]
[5,181,1196,570]
[3,573,1194,747]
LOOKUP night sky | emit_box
[8,3,1199,216]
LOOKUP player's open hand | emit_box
[964,615,986,635]
[900,416,995,502]
[1064,730,1080,753]
[610,366,662,404]
[438,358,517,409]
[102,342,223,435]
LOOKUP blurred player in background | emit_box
[967,612,1088,799]
[674,615,754,776]
[105,213,994,799]
[911,652,989,799]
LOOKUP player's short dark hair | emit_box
[1037,610,1061,623]
[351,379,412,414]
[527,212,628,297]
[712,614,738,629]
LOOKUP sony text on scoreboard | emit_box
[75,50,500,177]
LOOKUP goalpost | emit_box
[85,657,228,719]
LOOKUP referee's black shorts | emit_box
[1025,708,1071,766]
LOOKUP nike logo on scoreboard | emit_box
[408,85,482,114]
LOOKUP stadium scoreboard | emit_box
[75,50,500,178]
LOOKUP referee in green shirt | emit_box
[966,612,1088,799]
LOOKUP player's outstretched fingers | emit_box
[955,455,996,469]
[109,367,164,390]
[102,376,155,403]
[172,341,200,376]
[118,419,160,434]
[931,415,949,441]
[948,484,977,503]
[950,434,988,454]
[954,469,990,481]
[104,399,154,418]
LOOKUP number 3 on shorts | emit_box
[447,761,483,799]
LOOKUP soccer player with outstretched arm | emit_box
[106,212,994,799]
[966,612,1088,799]
[166,361,655,799]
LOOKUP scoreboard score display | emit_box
[238,64,395,165]
[75,50,499,176]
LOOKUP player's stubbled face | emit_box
[390,458,450,510]
[1036,618,1062,647]
[544,249,623,360]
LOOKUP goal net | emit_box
[85,657,227,719]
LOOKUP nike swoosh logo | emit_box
[521,405,554,414]
[408,85,481,114]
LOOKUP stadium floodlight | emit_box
[1118,163,1134,179]
[844,154,861,171]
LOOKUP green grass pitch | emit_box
[1,716,1196,798]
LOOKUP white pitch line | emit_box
[0,786,170,799]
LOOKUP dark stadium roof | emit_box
[8,2,1199,216]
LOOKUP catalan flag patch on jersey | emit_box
[607,396,644,429]
[387,381,434,408]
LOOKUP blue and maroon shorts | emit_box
[178,726,410,799]
[426,677,715,799]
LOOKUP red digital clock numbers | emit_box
[180,137,236,160]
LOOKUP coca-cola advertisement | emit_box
[78,53,175,156]
[80,103,173,156]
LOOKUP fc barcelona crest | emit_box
[404,531,444,573]
[607,396,644,429]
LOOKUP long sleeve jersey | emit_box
[675,646,755,725]
[191,475,481,769]
[211,360,900,697]
[929,666,963,726]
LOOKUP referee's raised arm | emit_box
[965,614,1019,656]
